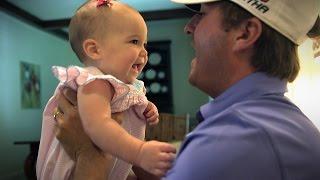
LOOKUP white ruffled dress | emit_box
[36,66,149,180]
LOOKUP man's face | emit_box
[184,3,235,97]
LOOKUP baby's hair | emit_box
[69,0,108,62]
[68,0,137,63]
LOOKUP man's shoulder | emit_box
[169,106,282,180]
[202,95,316,143]
[205,95,306,128]
[170,96,320,180]
[197,95,320,173]
[194,94,320,158]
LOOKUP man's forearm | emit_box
[132,166,161,180]
[72,148,113,180]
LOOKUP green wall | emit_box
[0,11,79,179]
[147,19,208,117]
[0,12,207,179]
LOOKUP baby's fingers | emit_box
[159,143,177,154]
[144,107,159,118]
[156,161,172,170]
[147,115,159,125]
[151,169,167,177]
[159,152,176,162]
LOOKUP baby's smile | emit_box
[131,63,143,73]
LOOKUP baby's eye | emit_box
[130,40,139,44]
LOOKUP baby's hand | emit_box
[136,141,176,177]
[144,101,159,125]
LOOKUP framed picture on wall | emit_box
[20,61,41,109]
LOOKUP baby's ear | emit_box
[82,39,102,60]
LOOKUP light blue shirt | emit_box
[166,72,320,180]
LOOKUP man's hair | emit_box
[307,16,320,39]
[217,1,300,82]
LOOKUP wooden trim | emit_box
[37,8,194,29]
[142,8,194,21]
[0,0,68,40]
[0,1,42,27]
[49,29,69,40]
[0,0,194,40]
[42,19,70,30]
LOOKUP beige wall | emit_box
[286,39,320,129]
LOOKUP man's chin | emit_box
[188,58,198,86]
[188,74,197,87]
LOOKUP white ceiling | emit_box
[7,0,185,20]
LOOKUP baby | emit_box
[36,0,176,180]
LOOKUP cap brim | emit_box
[171,0,221,12]
[171,0,219,4]
[186,4,201,12]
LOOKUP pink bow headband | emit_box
[97,0,113,8]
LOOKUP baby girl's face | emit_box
[96,6,148,84]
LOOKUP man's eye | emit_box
[131,40,139,44]
[198,12,205,16]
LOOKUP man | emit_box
[54,0,320,179]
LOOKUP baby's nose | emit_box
[140,49,148,58]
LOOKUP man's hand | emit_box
[131,166,161,180]
[54,88,124,160]
[54,88,94,161]
[54,87,122,180]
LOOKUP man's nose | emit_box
[184,14,199,34]
[184,24,193,34]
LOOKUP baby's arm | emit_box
[78,79,143,163]
[144,101,159,125]
[78,80,176,176]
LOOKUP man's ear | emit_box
[82,39,102,60]
[232,17,262,52]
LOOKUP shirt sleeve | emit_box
[165,111,282,180]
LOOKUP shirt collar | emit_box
[200,72,288,120]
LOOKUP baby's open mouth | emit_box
[132,64,141,72]
[132,64,142,72]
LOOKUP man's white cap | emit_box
[171,0,320,45]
